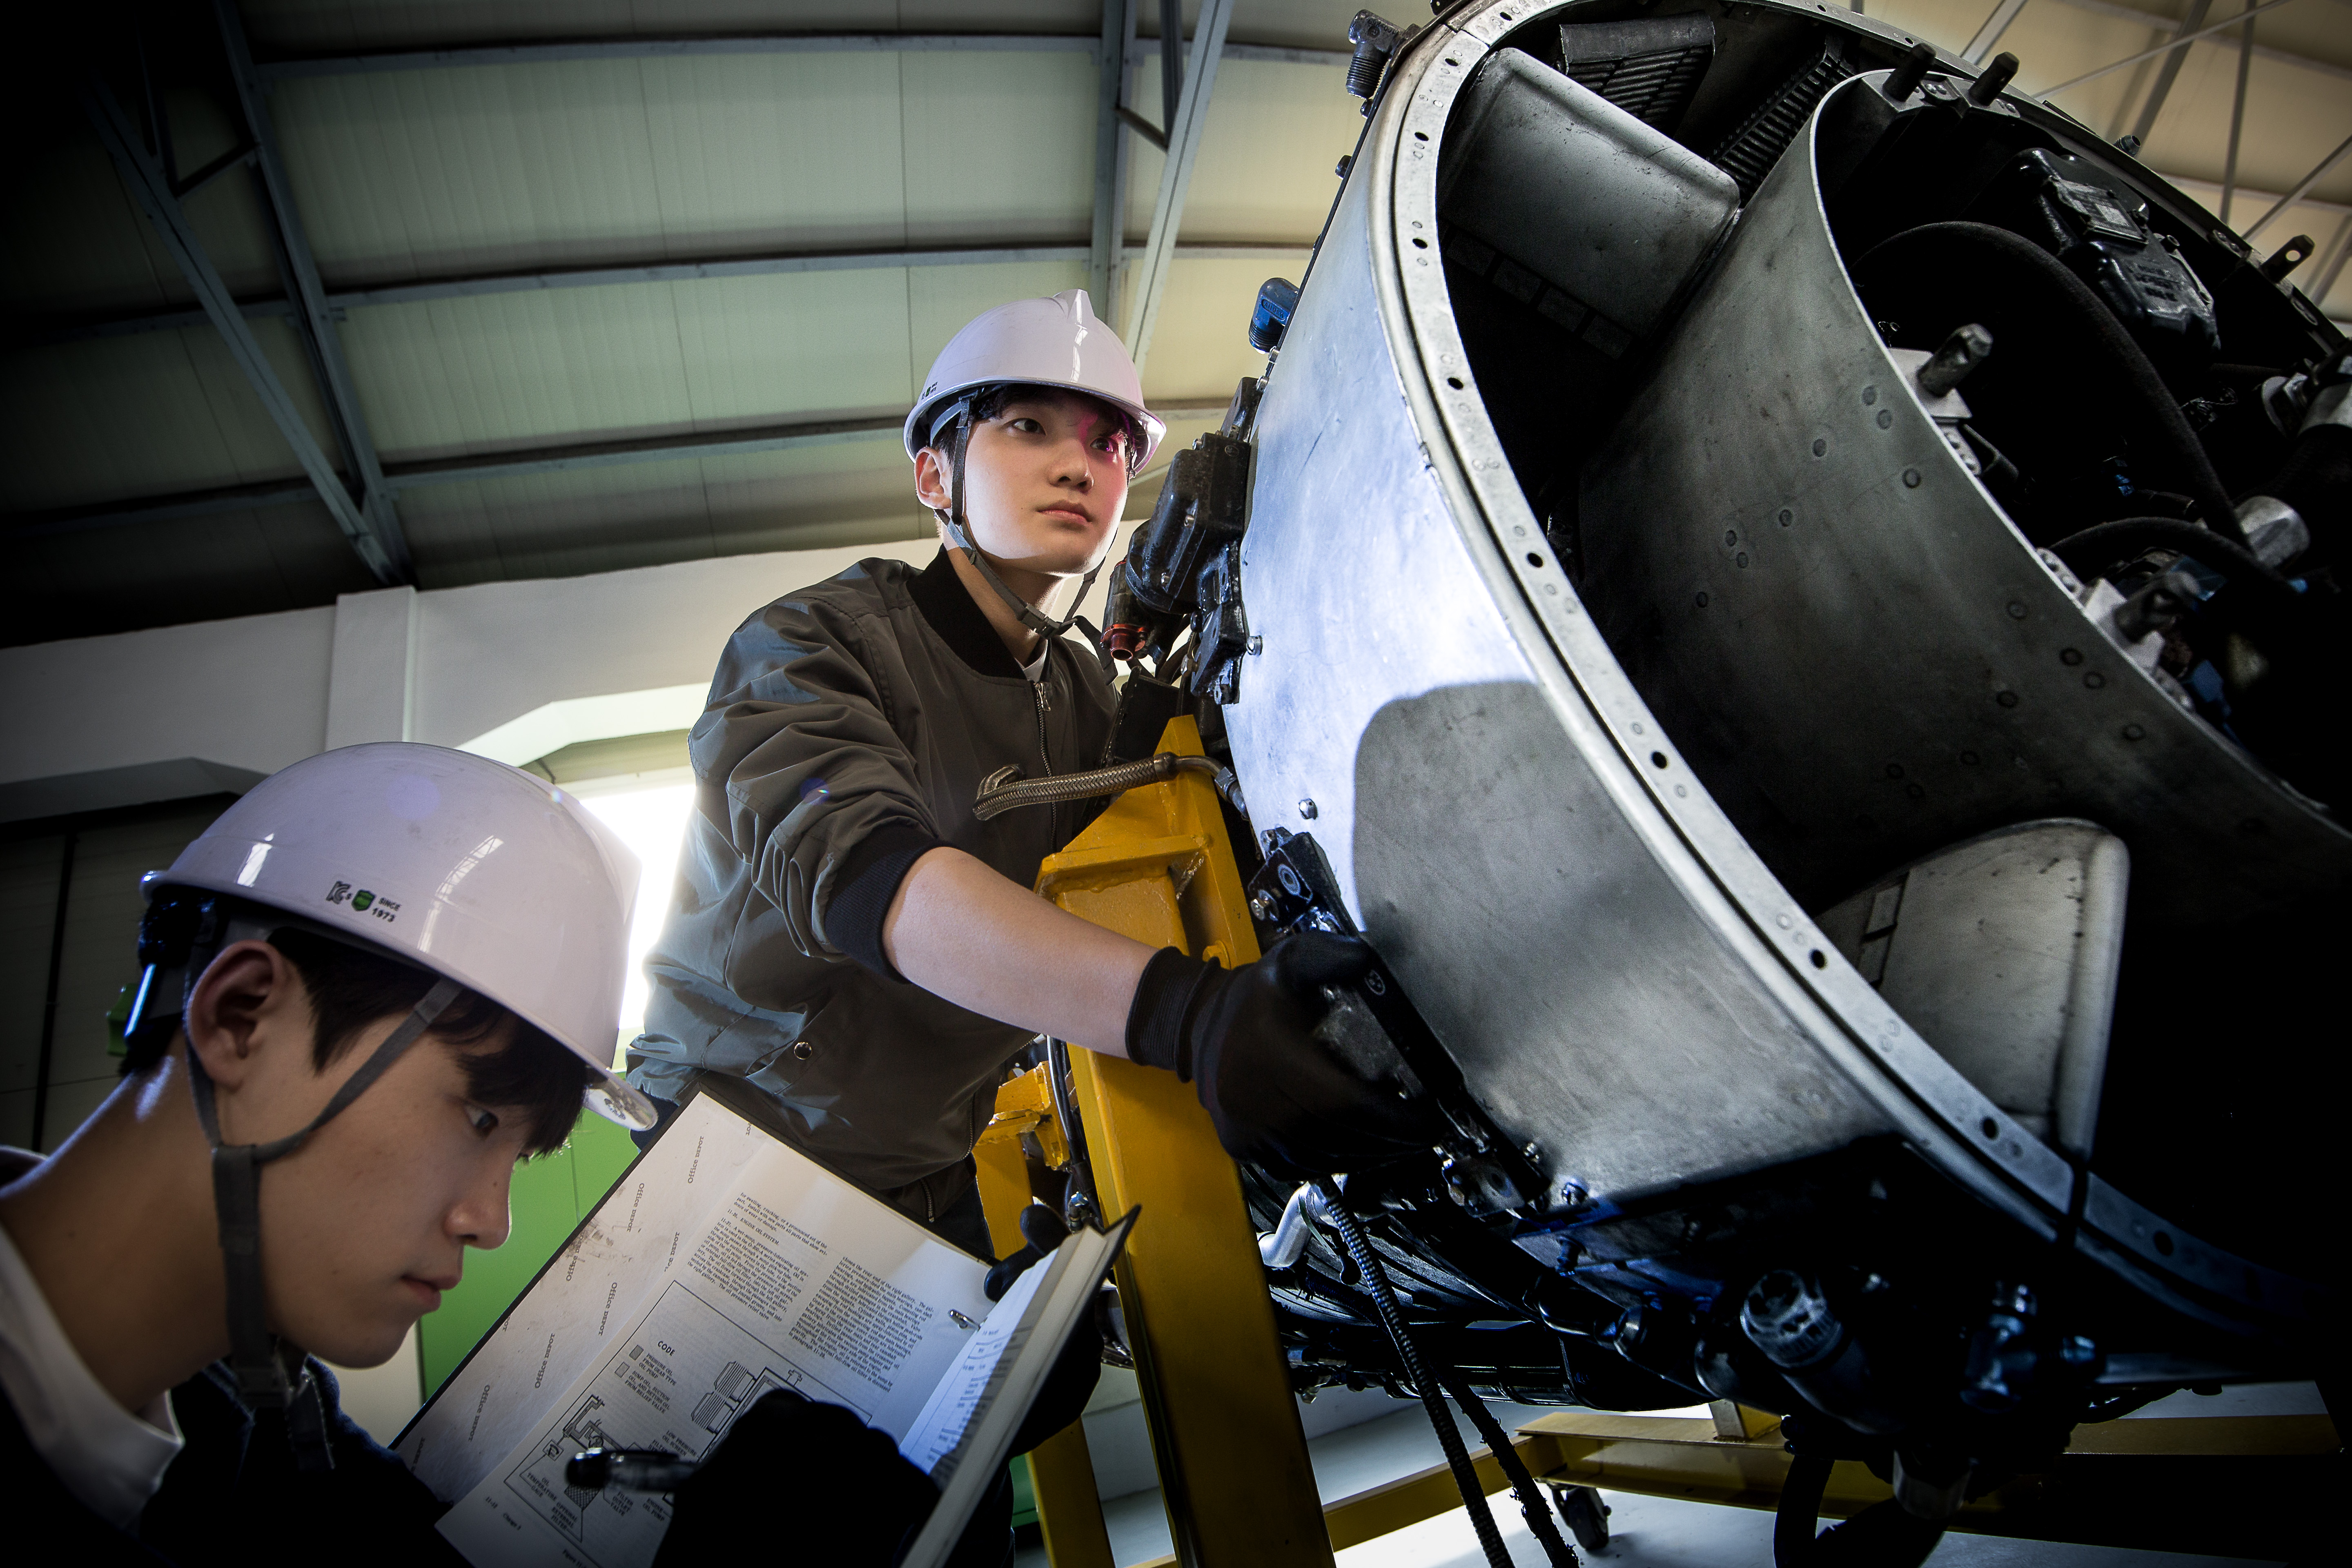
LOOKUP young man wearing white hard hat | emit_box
[631,291,1428,1240]
[0,744,958,1564]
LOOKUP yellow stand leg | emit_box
[1033,718,1335,1568]
[975,1073,1116,1568]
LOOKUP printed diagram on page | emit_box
[499,1280,865,1564]
[432,1103,996,1568]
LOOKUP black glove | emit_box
[654,1390,935,1566]
[1125,931,1435,1176]
[982,1199,1068,1302]
[983,1200,1104,1454]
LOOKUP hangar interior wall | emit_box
[0,534,1006,1146]
[1,535,946,814]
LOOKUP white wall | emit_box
[0,607,336,819]
[407,543,915,755]
[1,521,1154,820]
[0,540,947,818]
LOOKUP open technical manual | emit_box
[396,1091,1134,1568]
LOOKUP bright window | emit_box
[578,780,695,1046]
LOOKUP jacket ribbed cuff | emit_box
[1125,947,1210,1079]
[828,822,944,981]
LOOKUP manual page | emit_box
[398,1094,773,1502]
[416,1094,995,1568]
[895,1212,1135,1568]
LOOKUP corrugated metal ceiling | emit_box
[3,1,2348,648]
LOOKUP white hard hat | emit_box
[904,288,1166,472]
[145,742,653,1128]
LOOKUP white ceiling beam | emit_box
[253,31,1349,80]
[11,405,1240,537]
[385,403,1217,488]
[2047,0,2349,82]
[1088,2,1131,319]
[2127,0,2213,145]
[2165,173,2352,217]
[2306,211,2352,299]
[2218,3,2256,225]
[27,241,1314,347]
[1123,0,1237,374]
[1966,0,2035,63]
[2243,129,2352,240]
[251,11,2340,87]
[2038,0,2301,96]
[257,33,1098,77]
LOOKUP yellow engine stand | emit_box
[972,718,1334,1568]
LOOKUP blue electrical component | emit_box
[1250,277,1302,353]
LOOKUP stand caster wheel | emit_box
[1553,1485,1610,1552]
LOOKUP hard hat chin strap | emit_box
[942,407,1104,645]
[184,974,464,1470]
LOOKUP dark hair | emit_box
[266,928,590,1158]
[123,895,589,1158]
[927,383,1144,472]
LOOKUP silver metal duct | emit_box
[1221,0,2326,1334]
[1578,84,2348,934]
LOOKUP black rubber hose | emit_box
[1774,1457,1945,1567]
[1321,1184,1515,1568]
[1853,221,2243,543]
[2048,517,2303,614]
[1775,1454,1835,1568]
[1435,1368,1580,1567]
[1806,1501,1948,1566]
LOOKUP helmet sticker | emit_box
[326,880,401,922]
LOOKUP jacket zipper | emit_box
[1032,659,1056,840]
[1031,678,1054,775]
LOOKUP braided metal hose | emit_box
[1321,1182,1515,1568]
[971,753,1245,820]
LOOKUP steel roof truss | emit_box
[79,80,403,582]
[2220,2,2256,225]
[2245,129,2352,241]
[29,241,1312,347]
[2127,0,2214,146]
[251,30,1348,80]
[1965,0,2033,64]
[214,0,412,581]
[2041,0,2299,97]
[11,405,1234,539]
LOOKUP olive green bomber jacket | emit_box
[628,550,1117,1199]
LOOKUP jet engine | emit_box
[1102,0,2343,1534]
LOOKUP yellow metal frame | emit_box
[972,718,1332,1568]
[972,1070,1109,1568]
[1507,1406,2340,1537]
[1115,1405,2341,1567]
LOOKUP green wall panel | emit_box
[416,1109,644,1396]
[570,1109,640,1211]
[1010,1454,1038,1529]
